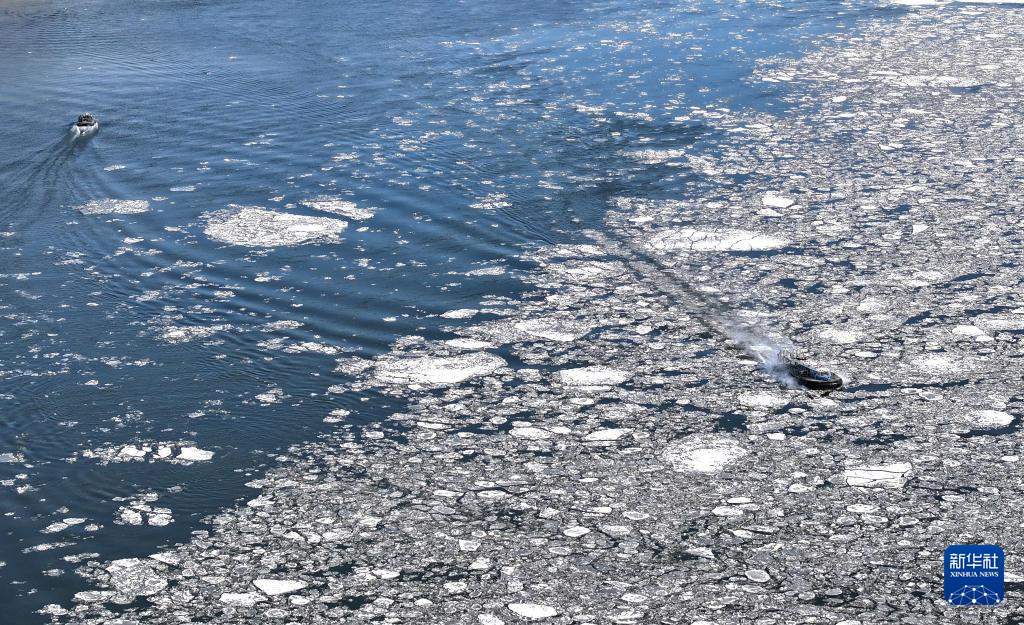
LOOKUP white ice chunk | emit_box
[74,591,114,603]
[510,427,552,440]
[649,228,788,252]
[507,603,558,619]
[843,463,912,488]
[158,324,227,344]
[204,205,347,247]
[515,318,593,342]
[219,592,266,606]
[177,447,214,462]
[255,388,284,404]
[584,428,631,442]
[375,353,505,385]
[970,410,1013,428]
[149,552,181,566]
[119,445,147,459]
[738,392,789,410]
[440,309,478,319]
[952,325,991,341]
[148,513,173,526]
[818,328,863,344]
[77,199,150,215]
[975,314,1024,331]
[761,194,794,209]
[300,196,375,220]
[557,366,629,386]
[912,355,962,373]
[323,408,350,424]
[857,298,885,313]
[445,338,495,350]
[663,436,747,473]
[253,579,308,596]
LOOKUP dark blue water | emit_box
[0,0,902,621]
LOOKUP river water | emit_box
[0,0,924,622]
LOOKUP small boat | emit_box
[72,113,98,134]
[786,361,843,390]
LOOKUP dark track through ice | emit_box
[583,229,810,389]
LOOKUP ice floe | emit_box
[761,194,794,209]
[0,452,23,464]
[843,463,913,488]
[440,308,479,319]
[252,579,307,596]
[817,328,863,344]
[115,493,173,526]
[204,205,348,247]
[157,324,231,344]
[300,196,375,220]
[102,558,168,602]
[445,338,495,350]
[507,603,558,619]
[41,518,87,534]
[323,408,351,424]
[951,324,992,341]
[81,442,214,465]
[738,392,789,410]
[968,409,1014,428]
[514,317,594,342]
[583,428,631,442]
[910,355,964,374]
[255,388,285,404]
[556,366,630,386]
[375,353,506,385]
[648,228,789,252]
[177,446,215,462]
[662,436,747,473]
[510,426,554,440]
[219,592,265,607]
[77,199,150,215]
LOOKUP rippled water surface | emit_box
[0,0,895,621]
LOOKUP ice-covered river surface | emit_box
[2,0,1023,623]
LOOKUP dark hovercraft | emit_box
[72,113,98,135]
[785,361,843,390]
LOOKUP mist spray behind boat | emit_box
[721,321,801,388]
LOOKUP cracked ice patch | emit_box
[374,353,506,386]
[203,205,348,247]
[843,462,913,489]
[77,199,150,215]
[648,228,789,252]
